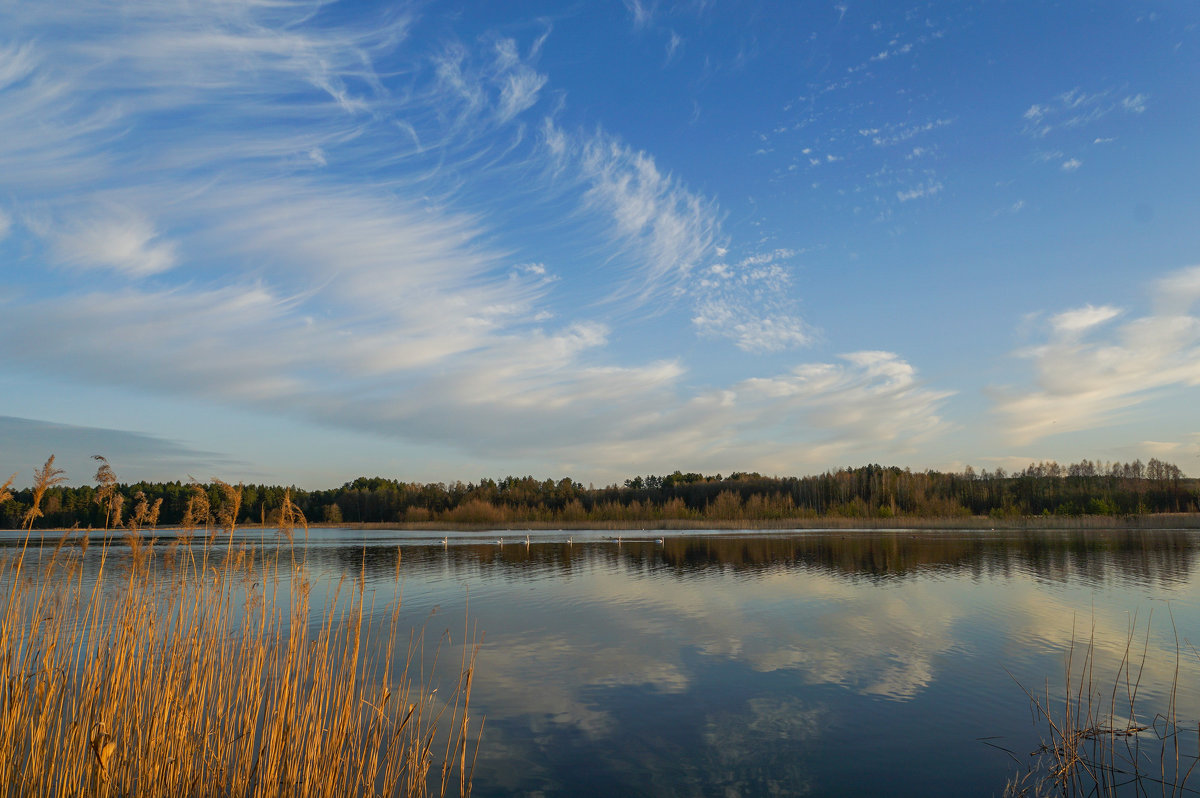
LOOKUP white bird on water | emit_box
[656,538,664,545]
[441,537,448,547]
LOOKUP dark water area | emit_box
[8,527,1200,796]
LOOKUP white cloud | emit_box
[0,208,10,241]
[692,300,810,352]
[571,126,722,302]
[1122,93,1148,113]
[0,41,37,90]
[1061,158,1082,171]
[693,248,811,352]
[728,351,954,463]
[516,262,547,276]
[497,67,546,121]
[494,38,547,123]
[623,0,655,29]
[896,181,942,202]
[737,248,796,268]
[871,118,952,147]
[0,0,935,480]
[666,30,683,61]
[0,272,952,474]
[1050,304,1120,334]
[991,266,1200,444]
[52,205,178,276]
[1021,87,1148,138]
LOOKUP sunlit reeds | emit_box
[92,455,119,532]
[212,478,243,536]
[21,454,67,531]
[0,529,480,797]
[181,479,211,540]
[0,473,16,508]
[278,487,307,545]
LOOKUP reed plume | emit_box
[21,454,67,531]
[212,478,243,535]
[109,492,124,529]
[92,455,119,531]
[127,490,150,533]
[123,490,158,571]
[181,479,210,537]
[0,473,14,507]
[278,486,307,544]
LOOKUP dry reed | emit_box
[277,488,307,545]
[21,454,68,531]
[212,479,243,537]
[92,456,119,532]
[0,530,481,797]
[1006,612,1199,797]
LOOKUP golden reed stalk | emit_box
[0,530,481,797]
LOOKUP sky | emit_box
[1,0,1199,489]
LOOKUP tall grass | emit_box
[1006,613,1199,797]
[0,531,481,797]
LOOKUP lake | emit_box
[10,526,1200,796]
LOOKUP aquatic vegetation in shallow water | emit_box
[0,533,481,797]
[1004,612,1199,797]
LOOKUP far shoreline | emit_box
[9,512,1200,537]
[328,512,1200,532]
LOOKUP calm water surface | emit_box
[12,527,1200,796]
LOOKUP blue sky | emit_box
[2,0,1199,488]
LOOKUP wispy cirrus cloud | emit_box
[991,266,1200,445]
[868,118,954,148]
[51,204,178,277]
[1021,87,1148,139]
[622,0,656,30]
[570,126,723,302]
[0,0,951,480]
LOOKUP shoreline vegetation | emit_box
[16,512,1192,535]
[2,455,1197,533]
[302,512,1200,532]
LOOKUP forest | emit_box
[1,456,1195,530]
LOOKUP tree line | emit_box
[0,456,1196,531]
